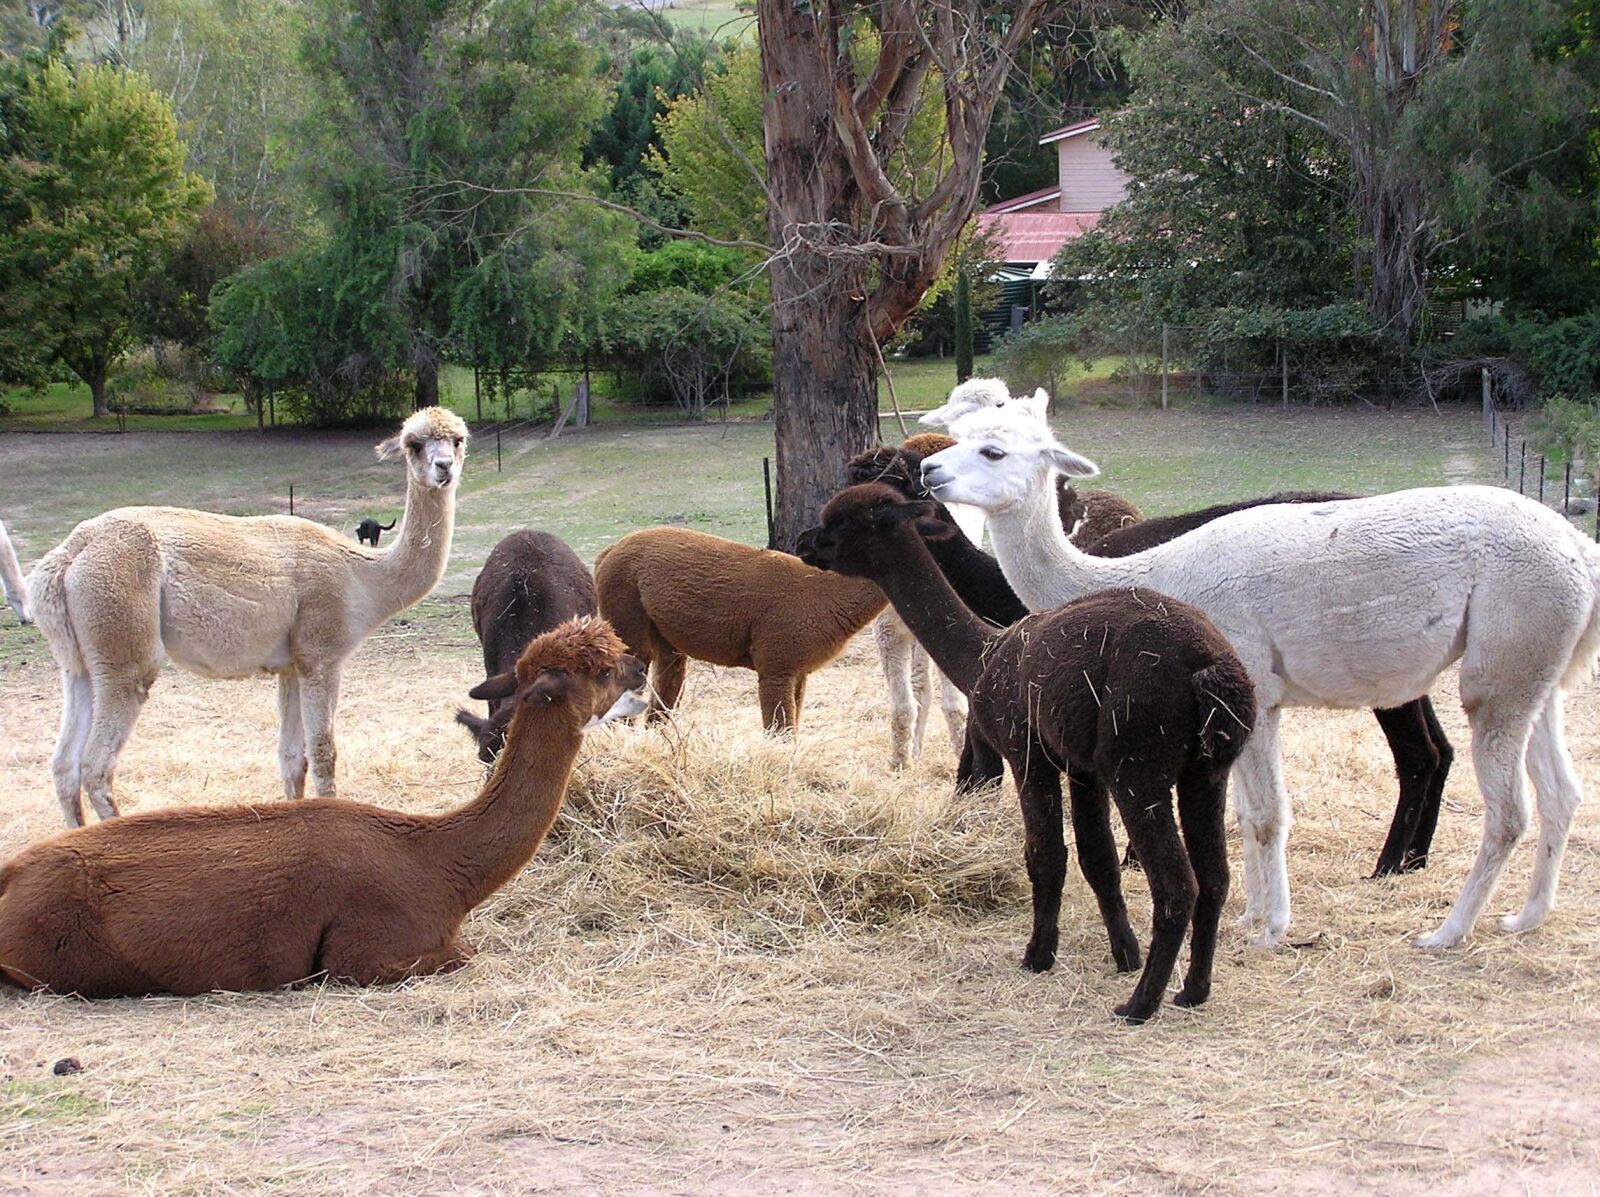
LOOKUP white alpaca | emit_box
[0,518,28,624]
[20,407,469,826]
[918,377,1044,428]
[921,400,1600,950]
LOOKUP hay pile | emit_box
[1,630,1598,1194]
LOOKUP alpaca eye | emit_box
[980,446,1007,462]
[452,437,463,448]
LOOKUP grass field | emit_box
[3,404,1598,1194]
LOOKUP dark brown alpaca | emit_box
[0,618,646,998]
[803,484,1256,1023]
[595,526,885,731]
[457,530,599,763]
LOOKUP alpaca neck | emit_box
[355,479,456,626]
[812,567,889,633]
[427,702,583,911]
[861,536,996,694]
[987,475,1140,611]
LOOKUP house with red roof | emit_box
[976,116,1128,334]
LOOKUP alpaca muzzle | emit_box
[585,687,649,729]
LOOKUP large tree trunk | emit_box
[769,257,881,551]
[89,371,110,420]
[414,354,440,410]
[760,3,879,551]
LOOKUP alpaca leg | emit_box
[50,671,94,827]
[1416,709,1534,949]
[1108,778,1196,1024]
[1067,769,1140,973]
[80,666,156,820]
[1173,765,1230,1010]
[1370,700,1441,878]
[319,929,473,986]
[758,673,799,733]
[298,664,342,798]
[792,674,808,723]
[277,673,307,801]
[909,644,933,761]
[874,616,916,769]
[1012,762,1067,973]
[1229,710,1291,948]
[938,670,969,756]
[955,728,1005,792]
[1503,693,1582,934]
[1404,698,1454,871]
[648,650,687,722]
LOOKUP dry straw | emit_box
[1,631,1598,1194]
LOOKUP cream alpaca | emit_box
[0,519,26,624]
[922,403,1600,951]
[22,407,469,826]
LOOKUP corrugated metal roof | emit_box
[975,209,1101,265]
[985,186,1061,213]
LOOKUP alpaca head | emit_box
[918,378,1050,428]
[461,617,647,758]
[799,483,957,577]
[899,432,957,461]
[376,406,470,491]
[920,405,1098,513]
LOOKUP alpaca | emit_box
[0,518,27,624]
[922,403,1600,950]
[356,517,397,547]
[802,483,1256,1023]
[917,377,1033,429]
[594,526,886,731]
[456,529,599,763]
[20,407,469,826]
[1058,485,1143,548]
[0,618,647,998]
[848,439,982,769]
[1082,489,1456,877]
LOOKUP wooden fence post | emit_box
[1280,341,1289,408]
[1160,322,1169,411]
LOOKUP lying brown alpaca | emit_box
[803,484,1256,1023]
[0,618,646,998]
[595,526,886,730]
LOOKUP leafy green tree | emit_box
[0,52,210,415]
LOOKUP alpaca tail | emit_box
[0,518,29,625]
[381,519,396,531]
[1191,657,1257,766]
[24,521,94,675]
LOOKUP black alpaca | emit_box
[456,530,599,762]
[851,443,1451,878]
[803,483,1256,1024]
[356,518,396,547]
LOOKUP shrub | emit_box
[595,287,771,417]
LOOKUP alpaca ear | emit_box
[913,508,963,541]
[1015,390,1050,421]
[469,672,516,702]
[1046,445,1099,478]
[375,434,404,461]
[526,669,573,705]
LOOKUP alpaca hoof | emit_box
[1110,935,1142,974]
[1020,945,1055,973]
[1234,910,1263,933]
[1500,908,1546,935]
[1413,927,1462,950]
[1112,999,1155,1025]
[1247,925,1285,950]
[1172,985,1210,1009]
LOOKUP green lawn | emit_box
[0,380,259,432]
[0,403,1499,600]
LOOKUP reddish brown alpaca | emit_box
[0,618,645,998]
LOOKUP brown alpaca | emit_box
[594,527,886,731]
[803,484,1256,1024]
[1058,485,1143,546]
[0,618,645,998]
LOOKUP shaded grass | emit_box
[0,381,257,432]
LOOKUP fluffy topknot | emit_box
[820,481,908,526]
[516,616,626,684]
[898,432,956,460]
[404,406,470,444]
[845,446,909,487]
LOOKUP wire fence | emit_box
[1481,368,1599,540]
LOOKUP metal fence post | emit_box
[1519,440,1526,494]
[1160,322,1170,411]
[1481,367,1491,435]
[1504,431,1510,479]
[1539,454,1546,505]
[1565,461,1572,512]
[289,484,295,516]
[1280,341,1289,408]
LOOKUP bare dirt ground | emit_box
[2,615,1598,1195]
